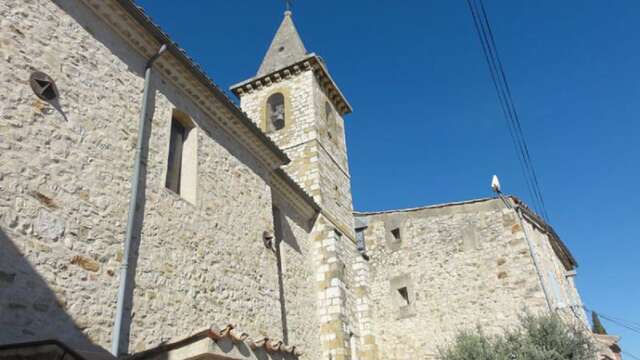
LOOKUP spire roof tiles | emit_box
[257,11,308,76]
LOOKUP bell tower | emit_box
[231,9,379,360]
[231,9,354,235]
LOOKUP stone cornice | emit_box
[513,197,578,271]
[230,54,353,116]
[80,0,290,171]
[271,169,320,222]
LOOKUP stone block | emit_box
[70,255,100,272]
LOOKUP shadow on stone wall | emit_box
[5,1,157,355]
[274,207,308,345]
[280,211,303,256]
[0,227,114,359]
[275,239,289,345]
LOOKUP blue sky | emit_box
[137,0,640,355]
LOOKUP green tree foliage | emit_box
[439,313,596,360]
[591,312,607,335]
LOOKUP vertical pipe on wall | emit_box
[111,44,167,357]
[511,200,554,313]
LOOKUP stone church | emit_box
[0,1,618,359]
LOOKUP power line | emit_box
[624,350,640,360]
[475,0,549,222]
[464,0,538,214]
[598,313,640,334]
[584,306,640,334]
[600,314,640,333]
[464,0,539,216]
[465,0,550,221]
[568,306,640,360]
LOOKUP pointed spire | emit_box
[257,10,308,76]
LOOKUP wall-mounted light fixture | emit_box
[263,230,275,250]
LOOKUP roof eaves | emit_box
[510,196,578,269]
[274,168,321,213]
[115,0,290,166]
[128,324,302,360]
[231,54,353,116]
[354,197,497,216]
[313,55,353,114]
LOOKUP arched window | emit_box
[325,101,335,140]
[267,93,285,131]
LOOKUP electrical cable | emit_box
[476,0,550,222]
[465,0,551,221]
[623,350,640,360]
[584,306,640,333]
[465,0,540,217]
[568,305,640,360]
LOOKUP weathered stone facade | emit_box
[355,198,587,359]
[1,0,318,358]
[231,13,368,359]
[0,1,597,360]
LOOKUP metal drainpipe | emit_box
[111,44,167,357]
[506,196,554,313]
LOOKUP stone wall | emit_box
[0,0,318,358]
[273,192,322,357]
[0,2,589,360]
[238,69,354,236]
[237,63,365,360]
[357,198,574,359]
[520,215,588,324]
[0,0,145,356]
[239,71,317,154]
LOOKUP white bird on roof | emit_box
[491,175,501,193]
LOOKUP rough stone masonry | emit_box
[0,0,604,359]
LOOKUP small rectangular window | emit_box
[165,112,197,204]
[166,118,187,194]
[356,228,366,253]
[391,228,401,242]
[398,287,410,306]
[390,275,415,319]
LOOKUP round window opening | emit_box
[29,71,59,101]
[278,46,285,52]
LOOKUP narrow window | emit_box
[356,228,366,253]
[398,287,410,306]
[267,93,285,131]
[325,101,335,140]
[166,118,187,194]
[165,111,197,203]
[391,228,401,242]
[391,275,415,318]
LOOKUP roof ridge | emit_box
[354,197,498,216]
